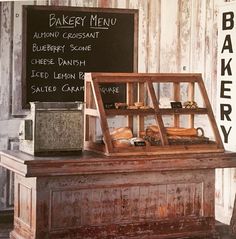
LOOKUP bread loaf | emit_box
[146,125,159,133]
[110,127,133,140]
[112,139,131,148]
[166,127,197,136]
[146,125,198,137]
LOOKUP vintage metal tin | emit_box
[19,102,84,156]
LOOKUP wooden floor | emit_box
[0,221,235,239]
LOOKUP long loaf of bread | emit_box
[166,127,197,136]
[146,125,198,137]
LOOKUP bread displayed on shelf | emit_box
[134,102,144,107]
[143,125,209,145]
[183,101,198,109]
[112,138,132,148]
[110,127,133,148]
[84,73,224,155]
[115,102,127,109]
[146,125,205,137]
[110,127,150,148]
[110,127,133,140]
[166,127,198,137]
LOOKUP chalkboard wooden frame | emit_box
[22,5,138,109]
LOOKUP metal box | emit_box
[19,102,84,156]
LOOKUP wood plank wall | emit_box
[0,0,229,212]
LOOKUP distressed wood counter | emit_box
[1,150,236,239]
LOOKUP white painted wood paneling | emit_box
[160,0,179,72]
[178,0,192,73]
[147,0,161,73]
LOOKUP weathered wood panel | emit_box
[0,2,12,120]
[12,1,33,116]
[160,0,179,72]
[0,12,21,207]
[9,163,216,238]
[147,0,161,73]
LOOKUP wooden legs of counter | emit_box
[10,169,217,239]
[10,175,36,239]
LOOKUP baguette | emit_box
[146,125,199,137]
[166,127,197,136]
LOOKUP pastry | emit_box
[115,102,127,109]
[134,102,144,108]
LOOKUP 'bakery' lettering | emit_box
[49,14,86,28]
[218,11,234,145]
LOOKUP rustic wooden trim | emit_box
[91,79,113,153]
[147,81,168,145]
[93,72,201,82]
[127,82,134,131]
[197,75,224,149]
[188,82,195,128]
[21,5,28,109]
[173,82,180,127]
[1,150,235,177]
[137,82,145,134]
[105,108,208,116]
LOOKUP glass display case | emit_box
[84,72,224,156]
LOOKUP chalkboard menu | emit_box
[22,6,138,108]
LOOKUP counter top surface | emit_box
[1,150,236,177]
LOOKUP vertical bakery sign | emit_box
[217,2,236,151]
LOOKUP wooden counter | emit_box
[1,150,236,239]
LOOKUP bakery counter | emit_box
[1,150,236,239]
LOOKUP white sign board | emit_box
[217,3,236,151]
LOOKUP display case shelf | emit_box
[84,72,224,156]
[104,108,208,116]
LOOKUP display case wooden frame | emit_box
[84,73,224,156]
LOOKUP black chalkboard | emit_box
[22,6,138,108]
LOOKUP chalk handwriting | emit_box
[31,85,57,94]
[54,72,76,80]
[62,31,99,39]
[90,14,117,29]
[57,58,86,67]
[33,31,60,39]
[49,14,86,28]
[31,58,55,65]
[31,70,49,79]
[99,86,119,94]
[32,43,65,53]
[70,44,92,52]
[62,84,84,93]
